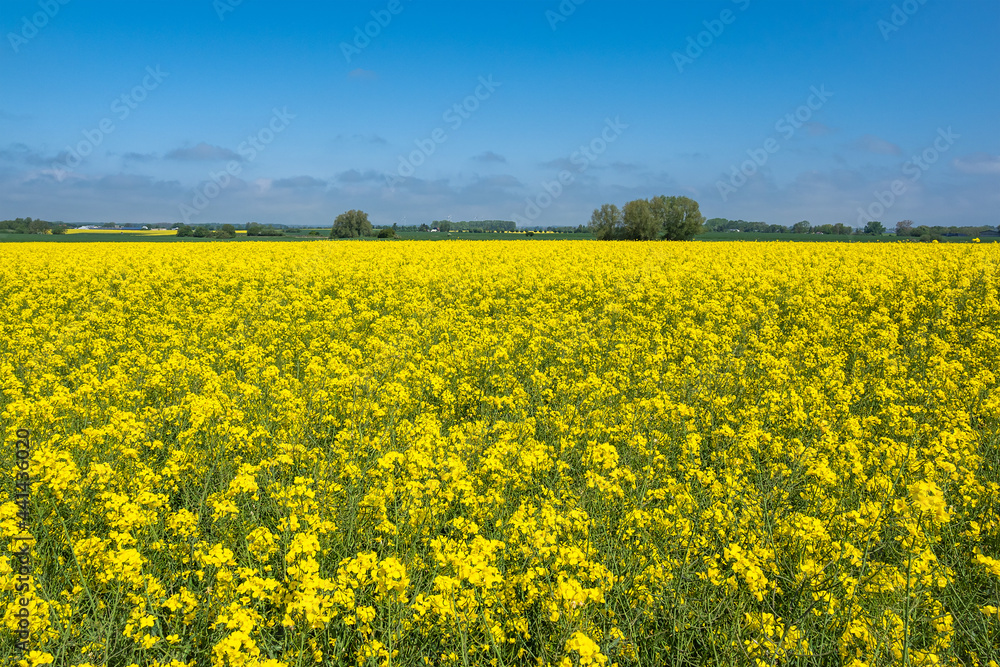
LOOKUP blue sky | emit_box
[1,0,997,228]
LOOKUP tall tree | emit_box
[651,195,704,241]
[622,199,659,240]
[331,210,373,238]
[895,219,914,236]
[588,204,623,240]
[864,220,885,235]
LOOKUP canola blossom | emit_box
[0,241,998,666]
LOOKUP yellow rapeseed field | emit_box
[0,241,998,667]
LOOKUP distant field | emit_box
[0,232,206,243]
[394,231,595,240]
[64,228,180,236]
[2,229,994,243]
[698,231,992,243]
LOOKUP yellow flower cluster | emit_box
[0,240,998,665]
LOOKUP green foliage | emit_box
[331,210,373,239]
[429,219,516,233]
[904,224,995,238]
[216,224,237,239]
[812,223,853,236]
[705,218,791,233]
[792,220,812,234]
[864,220,886,235]
[588,204,623,240]
[0,217,55,234]
[622,199,659,240]
[651,195,705,241]
[591,196,705,241]
[377,227,397,239]
[246,222,283,237]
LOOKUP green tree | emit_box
[217,224,236,239]
[864,220,885,235]
[792,220,811,234]
[650,195,704,241]
[895,219,914,236]
[331,210,372,238]
[28,219,51,234]
[588,204,623,240]
[622,199,659,240]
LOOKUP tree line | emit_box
[588,196,705,241]
[0,218,66,234]
[705,218,998,239]
[705,218,856,235]
[176,224,238,238]
[429,220,517,233]
[893,220,996,241]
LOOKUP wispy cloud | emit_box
[473,151,506,163]
[273,175,328,188]
[0,143,55,166]
[333,133,387,146]
[953,152,1000,175]
[337,169,385,184]
[852,134,902,156]
[120,151,158,163]
[539,157,576,171]
[166,142,241,161]
[608,161,642,173]
[805,122,837,136]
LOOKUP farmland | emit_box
[1,241,998,666]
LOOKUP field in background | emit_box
[0,230,593,243]
[0,241,998,666]
[697,232,989,243]
[3,229,993,243]
[64,229,182,236]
